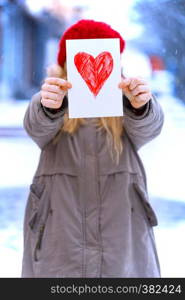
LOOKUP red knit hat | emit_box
[57,19,125,67]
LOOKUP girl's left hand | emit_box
[119,77,152,109]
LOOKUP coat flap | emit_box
[133,182,158,226]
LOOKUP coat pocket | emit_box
[28,183,51,261]
[133,182,158,227]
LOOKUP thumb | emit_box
[119,78,131,92]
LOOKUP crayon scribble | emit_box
[74,51,113,97]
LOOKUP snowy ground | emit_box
[0,93,185,277]
[140,94,185,203]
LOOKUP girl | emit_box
[21,20,164,278]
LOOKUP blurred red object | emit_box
[149,55,165,72]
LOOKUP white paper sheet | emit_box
[66,38,123,118]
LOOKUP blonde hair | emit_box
[47,64,124,163]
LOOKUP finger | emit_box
[135,93,151,103]
[45,77,72,89]
[42,83,65,94]
[129,77,146,91]
[131,85,150,97]
[41,98,63,109]
[118,78,132,89]
[41,91,65,102]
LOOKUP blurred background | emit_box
[0,0,185,277]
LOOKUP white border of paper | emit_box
[66,38,123,118]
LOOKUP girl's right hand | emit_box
[41,77,72,109]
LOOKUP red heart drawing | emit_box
[74,51,113,97]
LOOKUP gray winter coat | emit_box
[21,92,164,278]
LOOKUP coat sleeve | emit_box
[23,92,65,149]
[123,95,164,150]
